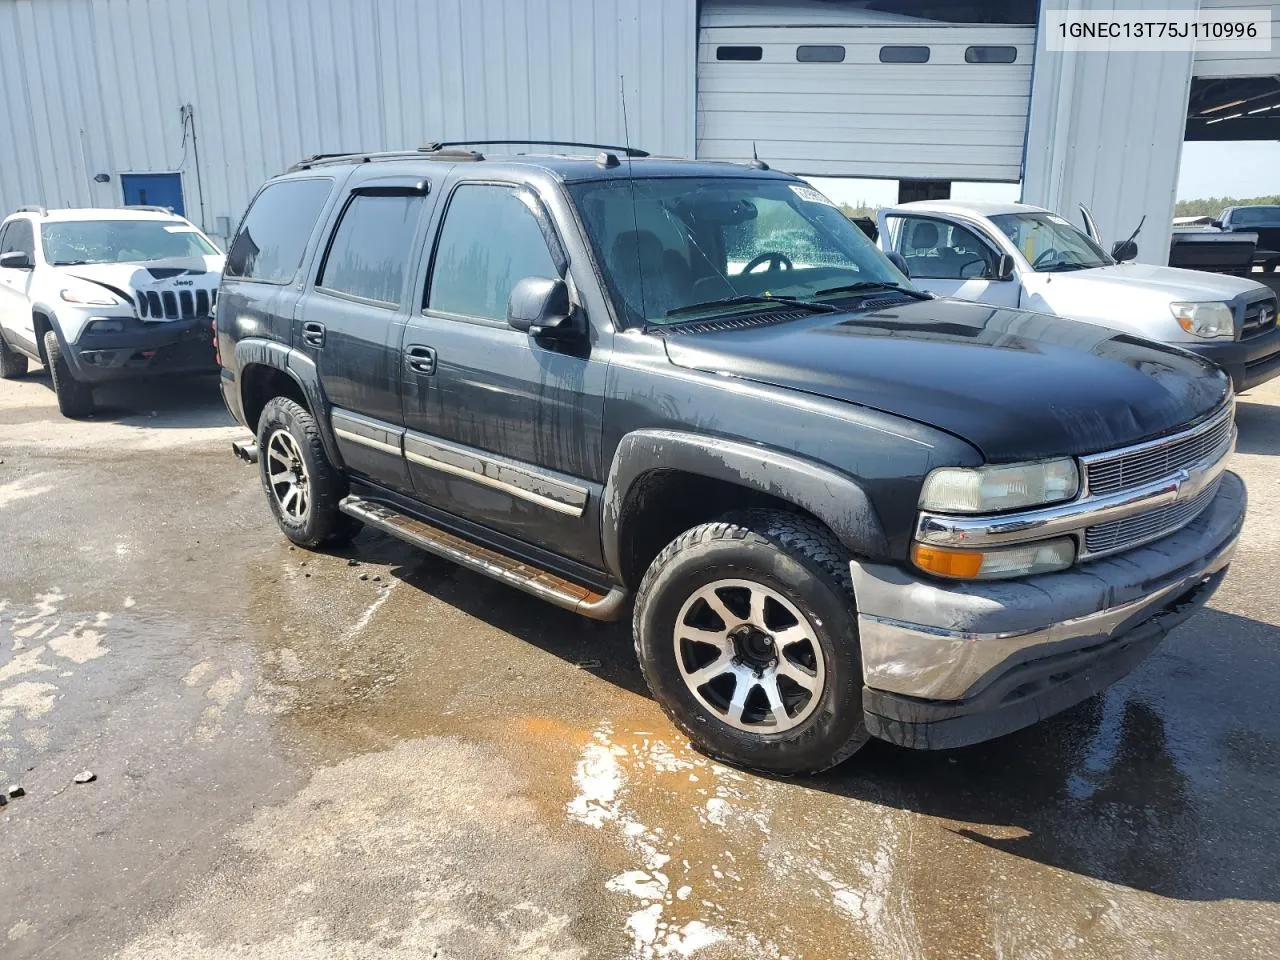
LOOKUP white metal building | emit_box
[1,0,1277,263]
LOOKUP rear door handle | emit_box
[406,344,436,375]
[302,321,326,347]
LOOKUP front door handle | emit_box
[406,344,436,375]
[302,321,326,347]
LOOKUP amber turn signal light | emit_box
[911,543,985,578]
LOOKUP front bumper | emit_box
[1183,322,1280,393]
[67,316,217,383]
[853,470,1245,750]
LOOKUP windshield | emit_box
[41,220,219,265]
[569,177,909,326]
[989,212,1112,272]
[1231,206,1280,226]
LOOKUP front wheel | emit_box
[256,396,361,549]
[634,509,869,775]
[43,330,94,417]
[0,336,28,379]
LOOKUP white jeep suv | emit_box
[0,206,225,417]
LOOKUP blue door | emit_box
[121,173,185,215]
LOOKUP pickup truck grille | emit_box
[1084,405,1234,497]
[1084,477,1221,555]
[137,287,216,320]
[1242,298,1277,339]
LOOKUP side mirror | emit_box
[507,276,574,337]
[0,251,33,270]
[886,251,910,278]
[1111,239,1138,263]
[994,253,1016,281]
[1210,219,1224,230]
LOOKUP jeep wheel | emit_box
[43,330,94,417]
[0,337,28,379]
[256,396,361,549]
[634,509,869,775]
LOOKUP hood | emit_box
[660,298,1230,461]
[61,256,224,315]
[1048,262,1265,302]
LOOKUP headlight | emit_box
[919,459,1079,514]
[912,538,1076,580]
[60,286,121,306]
[1170,301,1233,339]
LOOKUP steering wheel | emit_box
[1031,248,1062,270]
[744,251,794,273]
[958,257,988,279]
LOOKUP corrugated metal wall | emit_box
[0,0,696,245]
[1021,0,1199,265]
[1194,0,1280,78]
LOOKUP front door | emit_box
[884,214,1021,307]
[400,180,608,566]
[121,173,185,215]
[0,219,38,351]
[295,180,433,494]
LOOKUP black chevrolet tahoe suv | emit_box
[217,144,1245,775]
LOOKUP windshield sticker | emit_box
[162,225,199,233]
[788,185,837,207]
[1045,215,1072,227]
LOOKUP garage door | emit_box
[1194,0,1280,78]
[697,20,1035,181]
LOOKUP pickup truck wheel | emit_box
[43,330,94,417]
[1,337,28,379]
[256,397,360,549]
[634,509,869,775]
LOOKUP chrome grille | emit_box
[1085,406,1234,496]
[1242,298,1277,340]
[1085,477,1221,555]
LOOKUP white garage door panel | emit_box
[697,24,1035,181]
[1194,0,1280,78]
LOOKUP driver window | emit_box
[893,216,994,280]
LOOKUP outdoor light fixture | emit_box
[93,173,111,183]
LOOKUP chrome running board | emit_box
[339,496,629,621]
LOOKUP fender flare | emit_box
[601,429,889,576]
[232,338,343,467]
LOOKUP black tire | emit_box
[43,330,94,418]
[0,336,28,379]
[256,396,361,549]
[634,509,870,776]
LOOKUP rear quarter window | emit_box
[225,178,333,284]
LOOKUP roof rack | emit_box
[123,204,175,213]
[286,148,482,172]
[420,139,649,158]
[17,205,47,216]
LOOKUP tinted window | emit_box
[796,45,845,63]
[890,216,997,279]
[226,178,332,283]
[427,184,558,322]
[879,45,930,63]
[1,220,35,258]
[1231,206,1280,226]
[965,45,1017,63]
[717,46,762,61]
[318,193,423,305]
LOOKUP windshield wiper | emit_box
[662,294,836,320]
[51,259,93,266]
[812,281,932,301]
[1037,262,1094,273]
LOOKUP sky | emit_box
[807,140,1278,210]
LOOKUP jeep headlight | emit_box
[919,459,1079,514]
[60,284,121,306]
[1171,301,1233,339]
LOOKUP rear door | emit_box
[884,213,1020,307]
[0,219,38,351]
[399,177,610,566]
[295,175,435,493]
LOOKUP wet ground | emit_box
[2,369,1279,959]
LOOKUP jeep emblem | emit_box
[174,279,194,286]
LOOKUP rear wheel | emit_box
[256,396,360,548]
[43,330,94,418]
[0,336,28,379]
[634,509,869,775]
